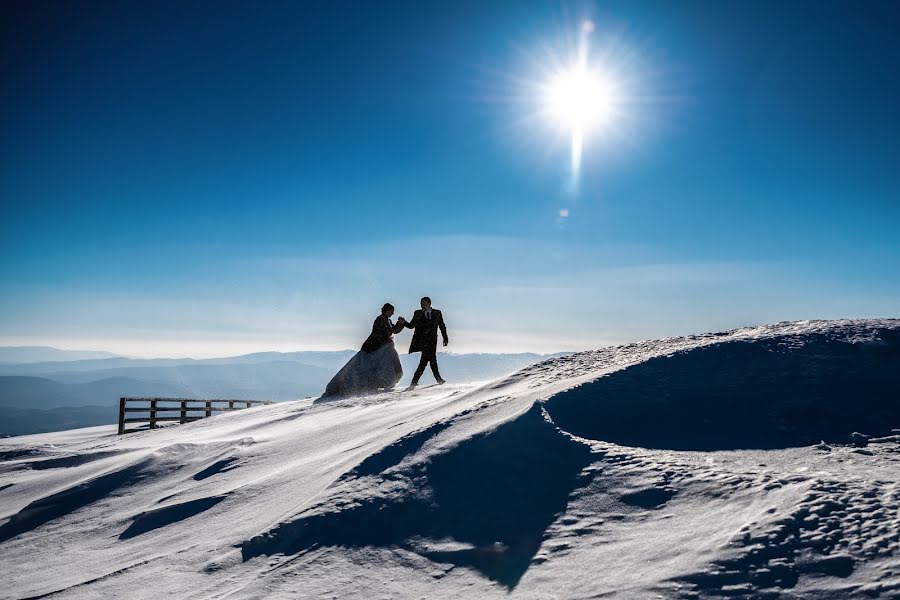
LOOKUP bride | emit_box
[321,303,407,399]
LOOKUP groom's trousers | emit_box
[411,348,442,384]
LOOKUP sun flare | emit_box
[532,20,624,186]
[543,66,618,134]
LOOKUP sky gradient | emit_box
[2,0,899,357]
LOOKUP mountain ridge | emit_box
[0,346,122,364]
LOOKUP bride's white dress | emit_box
[322,341,403,399]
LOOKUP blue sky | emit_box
[1,1,899,357]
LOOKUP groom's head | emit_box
[420,296,432,310]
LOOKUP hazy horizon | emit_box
[0,341,573,361]
[5,314,900,360]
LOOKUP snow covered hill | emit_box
[1,319,898,599]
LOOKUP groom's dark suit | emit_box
[404,308,448,385]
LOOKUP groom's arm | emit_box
[403,311,419,329]
[438,312,449,345]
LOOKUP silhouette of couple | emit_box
[322,296,449,399]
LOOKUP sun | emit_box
[541,62,620,180]
[533,20,624,184]
[543,65,618,134]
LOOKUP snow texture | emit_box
[0,319,898,599]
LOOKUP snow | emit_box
[1,319,898,599]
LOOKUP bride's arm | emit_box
[392,318,406,334]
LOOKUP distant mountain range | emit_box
[0,346,121,363]
[0,347,565,436]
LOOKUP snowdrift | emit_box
[546,323,900,450]
[1,319,898,599]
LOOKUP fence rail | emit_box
[118,397,274,434]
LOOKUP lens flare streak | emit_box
[540,20,621,189]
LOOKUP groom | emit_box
[404,296,449,388]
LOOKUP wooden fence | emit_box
[118,397,274,435]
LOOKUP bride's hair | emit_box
[381,303,394,314]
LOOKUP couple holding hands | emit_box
[322,296,449,399]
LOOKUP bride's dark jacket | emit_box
[361,315,405,353]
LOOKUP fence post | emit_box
[150,399,157,429]
[229,400,234,410]
[180,400,187,424]
[246,401,251,408]
[118,398,126,435]
[205,400,212,417]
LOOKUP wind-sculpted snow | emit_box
[242,404,595,588]
[119,495,226,540]
[0,319,898,599]
[0,457,150,543]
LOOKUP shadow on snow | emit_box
[240,403,594,589]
